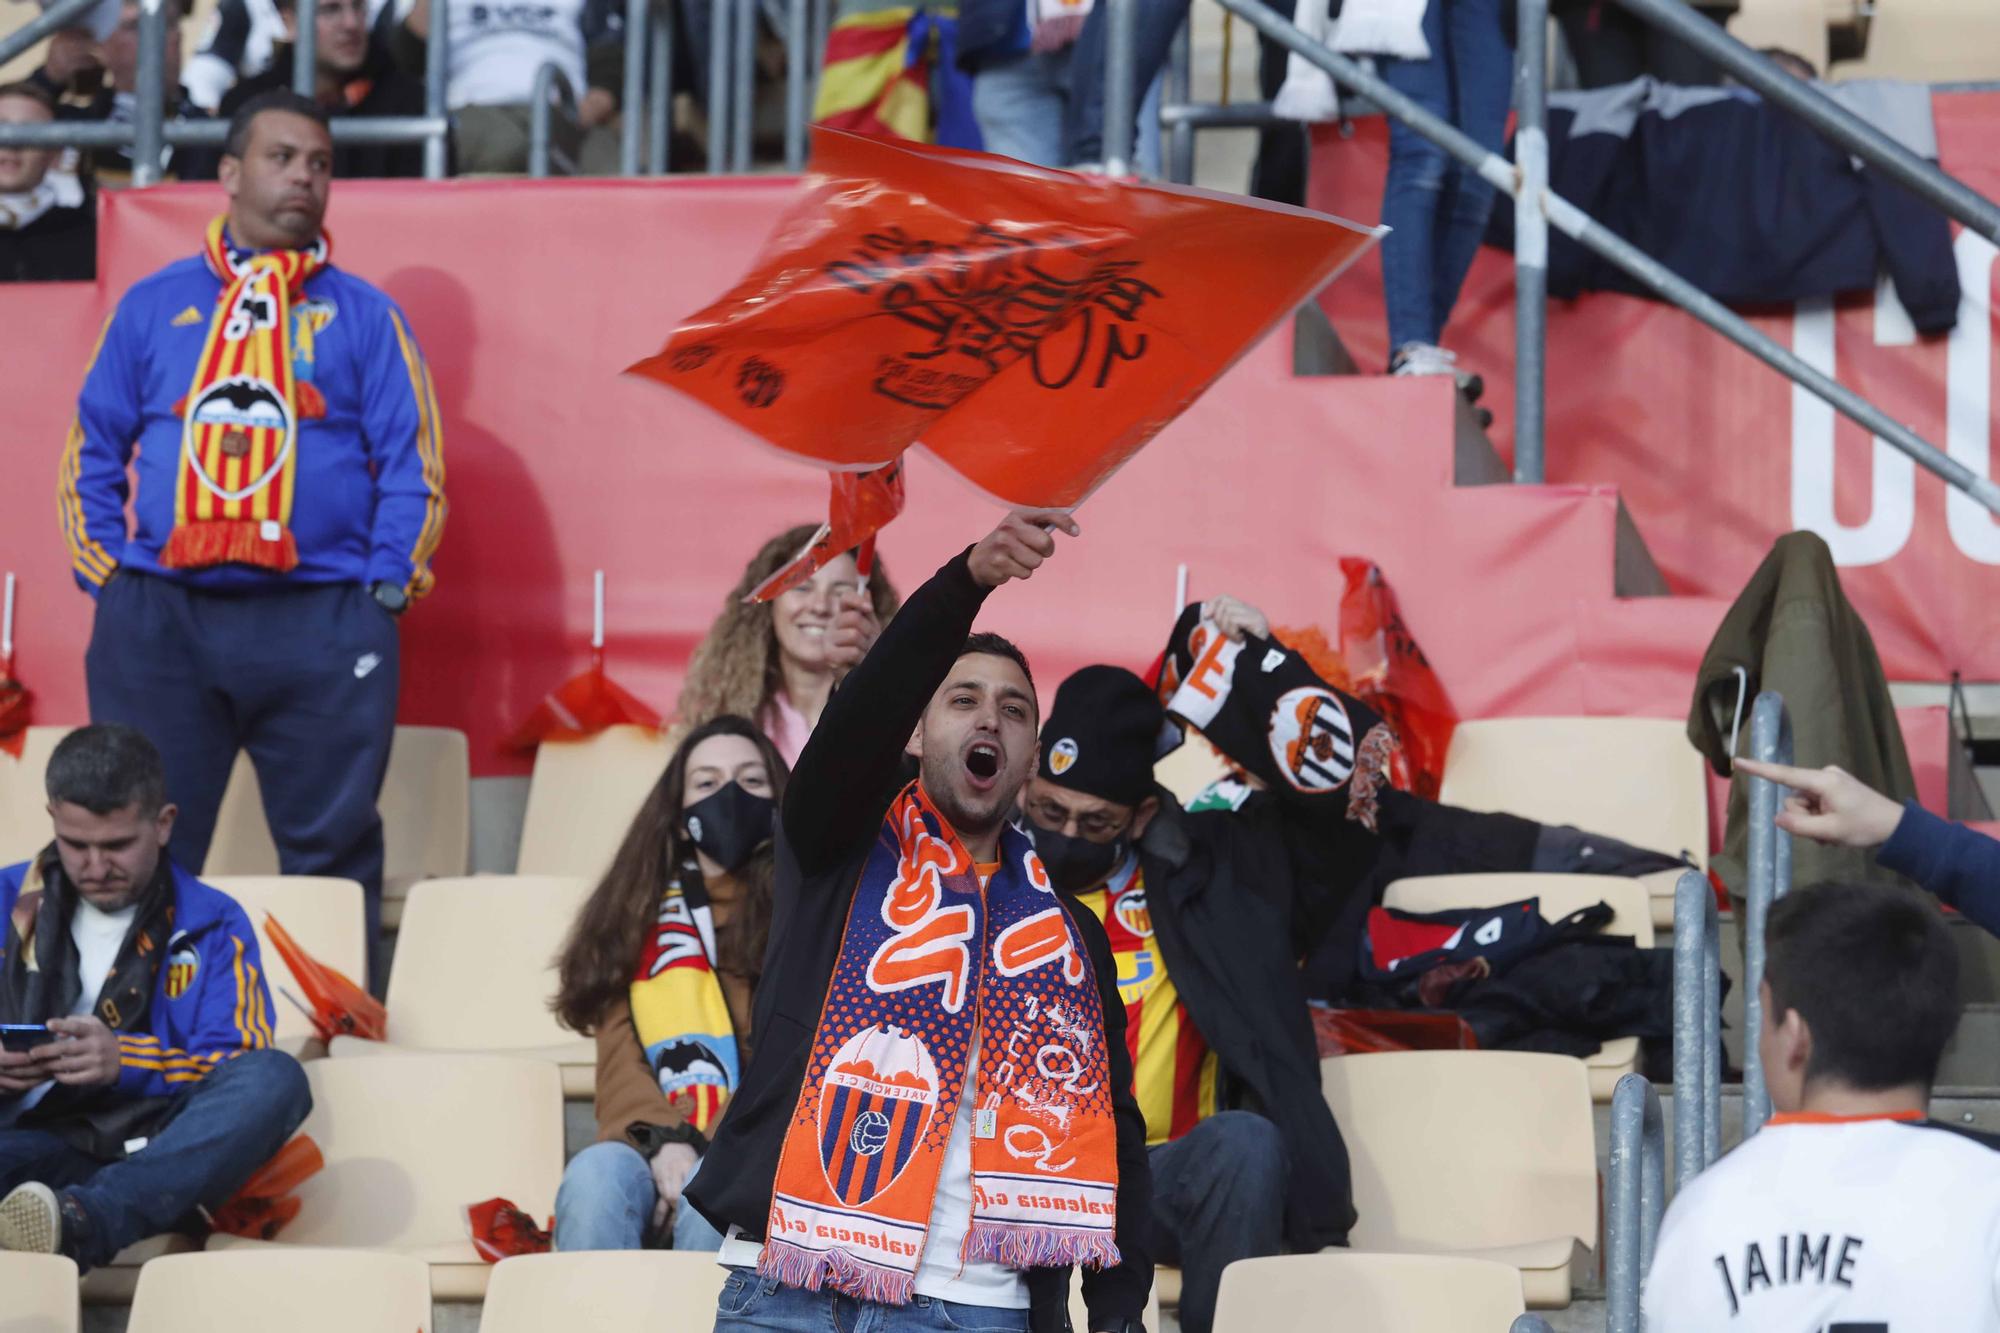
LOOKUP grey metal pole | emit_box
[621,0,648,174]
[1671,868,1720,1189]
[1102,0,1137,176]
[424,0,449,178]
[132,0,167,186]
[293,0,319,96]
[1165,17,1193,185]
[1513,0,1548,484]
[1509,1320,1556,1333]
[782,0,807,169]
[648,5,672,173]
[1606,1073,1667,1333]
[707,0,731,169]
[811,0,829,81]
[1741,691,1794,1138]
[529,61,579,176]
[1206,0,2000,519]
[0,0,103,68]
[1614,0,2000,246]
[730,0,755,170]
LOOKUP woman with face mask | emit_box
[550,716,787,1252]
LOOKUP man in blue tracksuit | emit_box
[58,89,445,960]
[0,725,310,1268]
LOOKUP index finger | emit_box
[1009,508,1081,539]
[1734,758,1825,791]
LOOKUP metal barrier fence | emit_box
[1604,1072,1668,1333]
[1741,690,1795,1136]
[1670,866,1722,1188]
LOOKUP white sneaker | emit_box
[0,1182,61,1254]
[1390,342,1484,400]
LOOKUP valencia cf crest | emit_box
[165,933,200,1000]
[1049,737,1079,776]
[1268,686,1356,793]
[817,1025,938,1206]
[1111,883,1152,940]
[183,375,294,501]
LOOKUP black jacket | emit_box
[1135,788,1365,1250]
[685,550,1154,1333]
[177,46,429,181]
[0,202,95,283]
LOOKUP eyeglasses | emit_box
[1025,799,1129,842]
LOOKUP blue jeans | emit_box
[975,51,1165,174]
[1147,1111,1288,1333]
[1064,0,1187,165]
[714,1271,1030,1332]
[555,1140,726,1252]
[0,1049,312,1271]
[1376,0,1515,352]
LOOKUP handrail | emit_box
[1181,0,2000,517]
[133,0,167,185]
[528,61,581,177]
[1103,0,1139,176]
[1671,867,1722,1187]
[1606,1073,1668,1333]
[0,0,101,68]
[423,0,450,179]
[1741,690,1794,1136]
[294,0,318,96]
[647,0,673,174]
[1511,0,1547,485]
[708,0,732,171]
[621,0,648,175]
[731,0,754,171]
[783,0,808,169]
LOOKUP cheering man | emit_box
[59,91,445,963]
[686,511,1153,1333]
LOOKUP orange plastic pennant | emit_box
[748,460,907,603]
[629,128,1379,526]
[209,1134,325,1240]
[264,912,386,1043]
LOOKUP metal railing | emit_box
[528,61,580,177]
[1605,1073,1668,1333]
[1671,867,1722,1188]
[1741,690,1795,1136]
[1510,1317,1556,1333]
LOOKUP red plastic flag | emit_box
[629,129,1379,587]
[1336,558,1457,800]
[504,572,664,752]
[265,912,386,1044]
[1,574,30,759]
[209,1134,324,1240]
[748,460,907,604]
[467,1198,554,1262]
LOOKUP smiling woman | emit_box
[676,524,903,767]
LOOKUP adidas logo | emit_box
[170,306,201,327]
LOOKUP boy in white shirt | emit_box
[1645,879,2000,1331]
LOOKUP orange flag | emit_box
[629,129,1379,581]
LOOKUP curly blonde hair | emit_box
[676,524,903,728]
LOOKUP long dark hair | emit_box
[552,715,789,1035]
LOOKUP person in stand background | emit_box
[674,524,898,768]
[34,0,203,183]
[0,82,95,283]
[551,715,785,1252]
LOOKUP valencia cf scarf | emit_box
[162,216,330,574]
[762,783,1121,1304]
[1155,602,1399,831]
[628,868,739,1135]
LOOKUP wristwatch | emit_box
[370,582,409,616]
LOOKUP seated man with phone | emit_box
[0,726,310,1267]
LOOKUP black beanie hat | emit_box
[1038,665,1164,805]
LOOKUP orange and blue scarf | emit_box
[763,783,1120,1303]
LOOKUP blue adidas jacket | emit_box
[1879,803,2000,941]
[0,858,277,1098]
[59,251,446,598]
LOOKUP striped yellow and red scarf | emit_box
[763,783,1121,1304]
[629,868,739,1133]
[163,216,331,574]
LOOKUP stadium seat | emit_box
[481,1251,729,1332]
[1213,1253,1526,1332]
[326,875,595,1096]
[204,1055,565,1300]
[1,1252,80,1333]
[127,1250,432,1332]
[513,724,671,878]
[0,725,74,866]
[205,876,367,1058]
[1382,872,1655,1100]
[1070,1260,1166,1332]
[1320,1051,1597,1308]
[78,1236,199,1306]
[1436,716,1707,928]
[204,726,472,929]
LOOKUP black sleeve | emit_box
[1863,167,1961,336]
[1069,892,1154,1329]
[388,18,428,78]
[782,548,991,875]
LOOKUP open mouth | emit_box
[965,741,1002,786]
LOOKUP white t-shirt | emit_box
[445,0,587,110]
[1644,1112,2000,1332]
[11,900,138,1118]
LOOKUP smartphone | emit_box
[0,1024,57,1053]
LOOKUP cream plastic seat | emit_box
[204,1055,564,1300]
[0,725,74,865]
[128,1250,432,1332]
[514,724,673,878]
[1320,1051,1597,1309]
[1214,1253,1526,1332]
[205,876,366,1060]
[1,1252,79,1333]
[1437,717,1707,929]
[1382,873,1655,1101]
[327,875,596,1096]
[481,1250,730,1333]
[204,727,471,929]
[78,1236,199,1306]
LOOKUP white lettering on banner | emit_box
[1790,240,2000,566]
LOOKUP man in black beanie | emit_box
[1014,596,1366,1333]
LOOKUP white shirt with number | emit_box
[1644,1112,2000,1333]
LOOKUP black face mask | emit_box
[1027,821,1129,894]
[682,782,776,873]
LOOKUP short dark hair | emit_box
[224,89,332,160]
[45,725,168,817]
[1766,881,1960,1092]
[961,632,1035,701]
[0,81,56,116]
